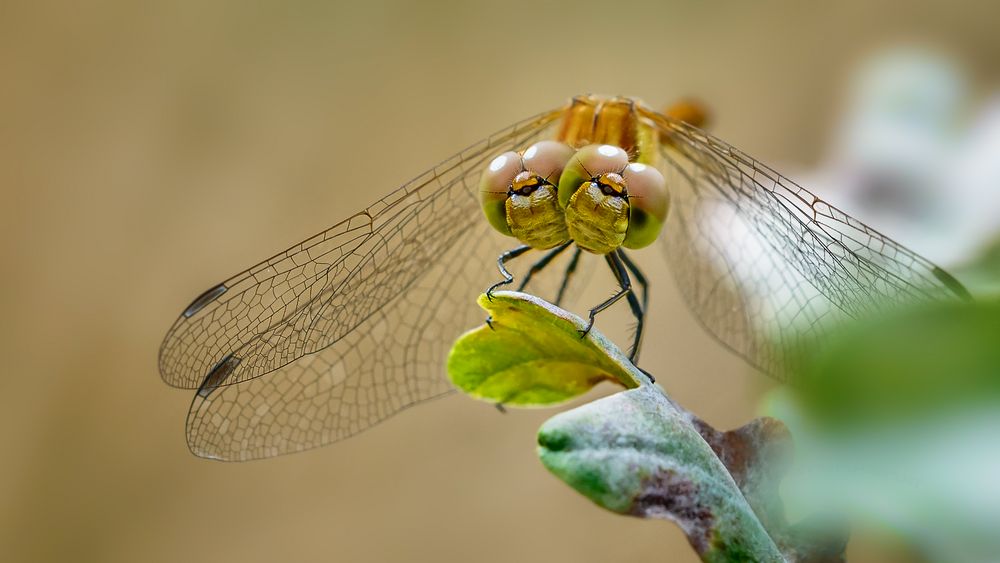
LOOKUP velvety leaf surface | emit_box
[539,386,845,562]
[538,385,782,561]
[691,417,848,562]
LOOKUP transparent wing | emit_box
[188,219,488,460]
[645,110,970,380]
[185,223,594,460]
[163,108,602,460]
[159,108,563,391]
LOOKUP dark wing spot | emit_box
[197,353,241,398]
[932,266,973,301]
[182,283,228,318]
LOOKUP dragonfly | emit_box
[159,95,970,461]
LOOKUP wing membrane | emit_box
[186,215,594,460]
[159,109,563,390]
[186,219,487,460]
[646,111,968,379]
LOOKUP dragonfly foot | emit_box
[637,366,655,384]
[485,316,495,330]
[495,402,507,414]
[486,280,509,302]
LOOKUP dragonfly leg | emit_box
[554,247,582,307]
[618,249,648,317]
[579,251,634,340]
[487,245,532,301]
[617,250,655,382]
[611,250,646,364]
[637,366,656,384]
[517,241,573,294]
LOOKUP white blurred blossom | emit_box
[809,48,1000,267]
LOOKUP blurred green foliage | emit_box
[791,299,1000,429]
[956,237,1000,299]
[769,243,1000,562]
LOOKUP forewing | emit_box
[647,112,969,380]
[159,109,563,390]
[184,179,595,460]
[187,219,490,460]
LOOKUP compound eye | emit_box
[481,151,522,193]
[621,162,669,250]
[580,145,629,178]
[622,163,667,220]
[479,151,522,236]
[521,141,574,183]
[556,144,630,208]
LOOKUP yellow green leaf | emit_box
[446,291,644,407]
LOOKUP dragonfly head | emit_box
[479,141,574,244]
[558,145,668,252]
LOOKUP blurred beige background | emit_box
[1,1,998,562]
